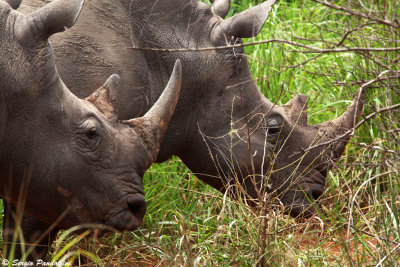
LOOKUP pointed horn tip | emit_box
[170,59,183,99]
[174,59,182,75]
[347,88,366,115]
[265,0,278,6]
[318,88,367,135]
[142,59,182,123]
[168,58,182,105]
[258,0,278,10]
[352,88,366,121]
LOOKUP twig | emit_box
[349,225,400,246]
[127,39,400,53]
[356,142,400,159]
[311,0,400,28]
[375,243,400,267]
[332,75,400,86]
[346,171,398,241]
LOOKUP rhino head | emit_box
[129,0,365,217]
[0,0,182,230]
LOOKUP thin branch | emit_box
[356,142,400,159]
[312,0,400,28]
[349,225,400,246]
[332,75,400,86]
[127,39,400,53]
[375,243,400,267]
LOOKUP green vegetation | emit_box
[1,0,399,265]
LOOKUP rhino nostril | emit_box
[127,196,147,223]
[319,169,327,178]
[309,188,323,200]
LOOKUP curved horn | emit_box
[143,60,182,133]
[211,0,276,42]
[4,0,21,9]
[212,0,231,19]
[317,88,366,159]
[15,0,84,46]
[124,60,182,162]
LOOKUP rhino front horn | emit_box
[124,60,182,162]
[15,0,84,46]
[142,60,182,133]
[317,88,366,160]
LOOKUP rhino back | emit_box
[20,0,152,119]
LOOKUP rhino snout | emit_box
[127,195,147,224]
[104,194,147,231]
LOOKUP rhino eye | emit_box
[86,128,98,139]
[267,127,280,135]
[263,116,284,136]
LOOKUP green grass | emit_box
[1,0,400,265]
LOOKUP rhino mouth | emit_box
[280,168,327,218]
[302,168,327,199]
[103,194,147,231]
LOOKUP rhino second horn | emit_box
[86,74,120,121]
[15,0,85,46]
[212,0,231,19]
[283,94,308,125]
[4,0,21,9]
[212,0,276,41]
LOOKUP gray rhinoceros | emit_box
[31,0,365,215]
[0,0,182,259]
[13,0,365,259]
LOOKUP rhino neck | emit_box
[127,0,272,166]
[177,60,271,192]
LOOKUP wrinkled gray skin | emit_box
[1,0,183,260]
[12,0,364,260]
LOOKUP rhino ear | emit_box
[86,74,120,121]
[211,0,276,43]
[4,0,21,9]
[15,0,84,45]
[212,0,230,19]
